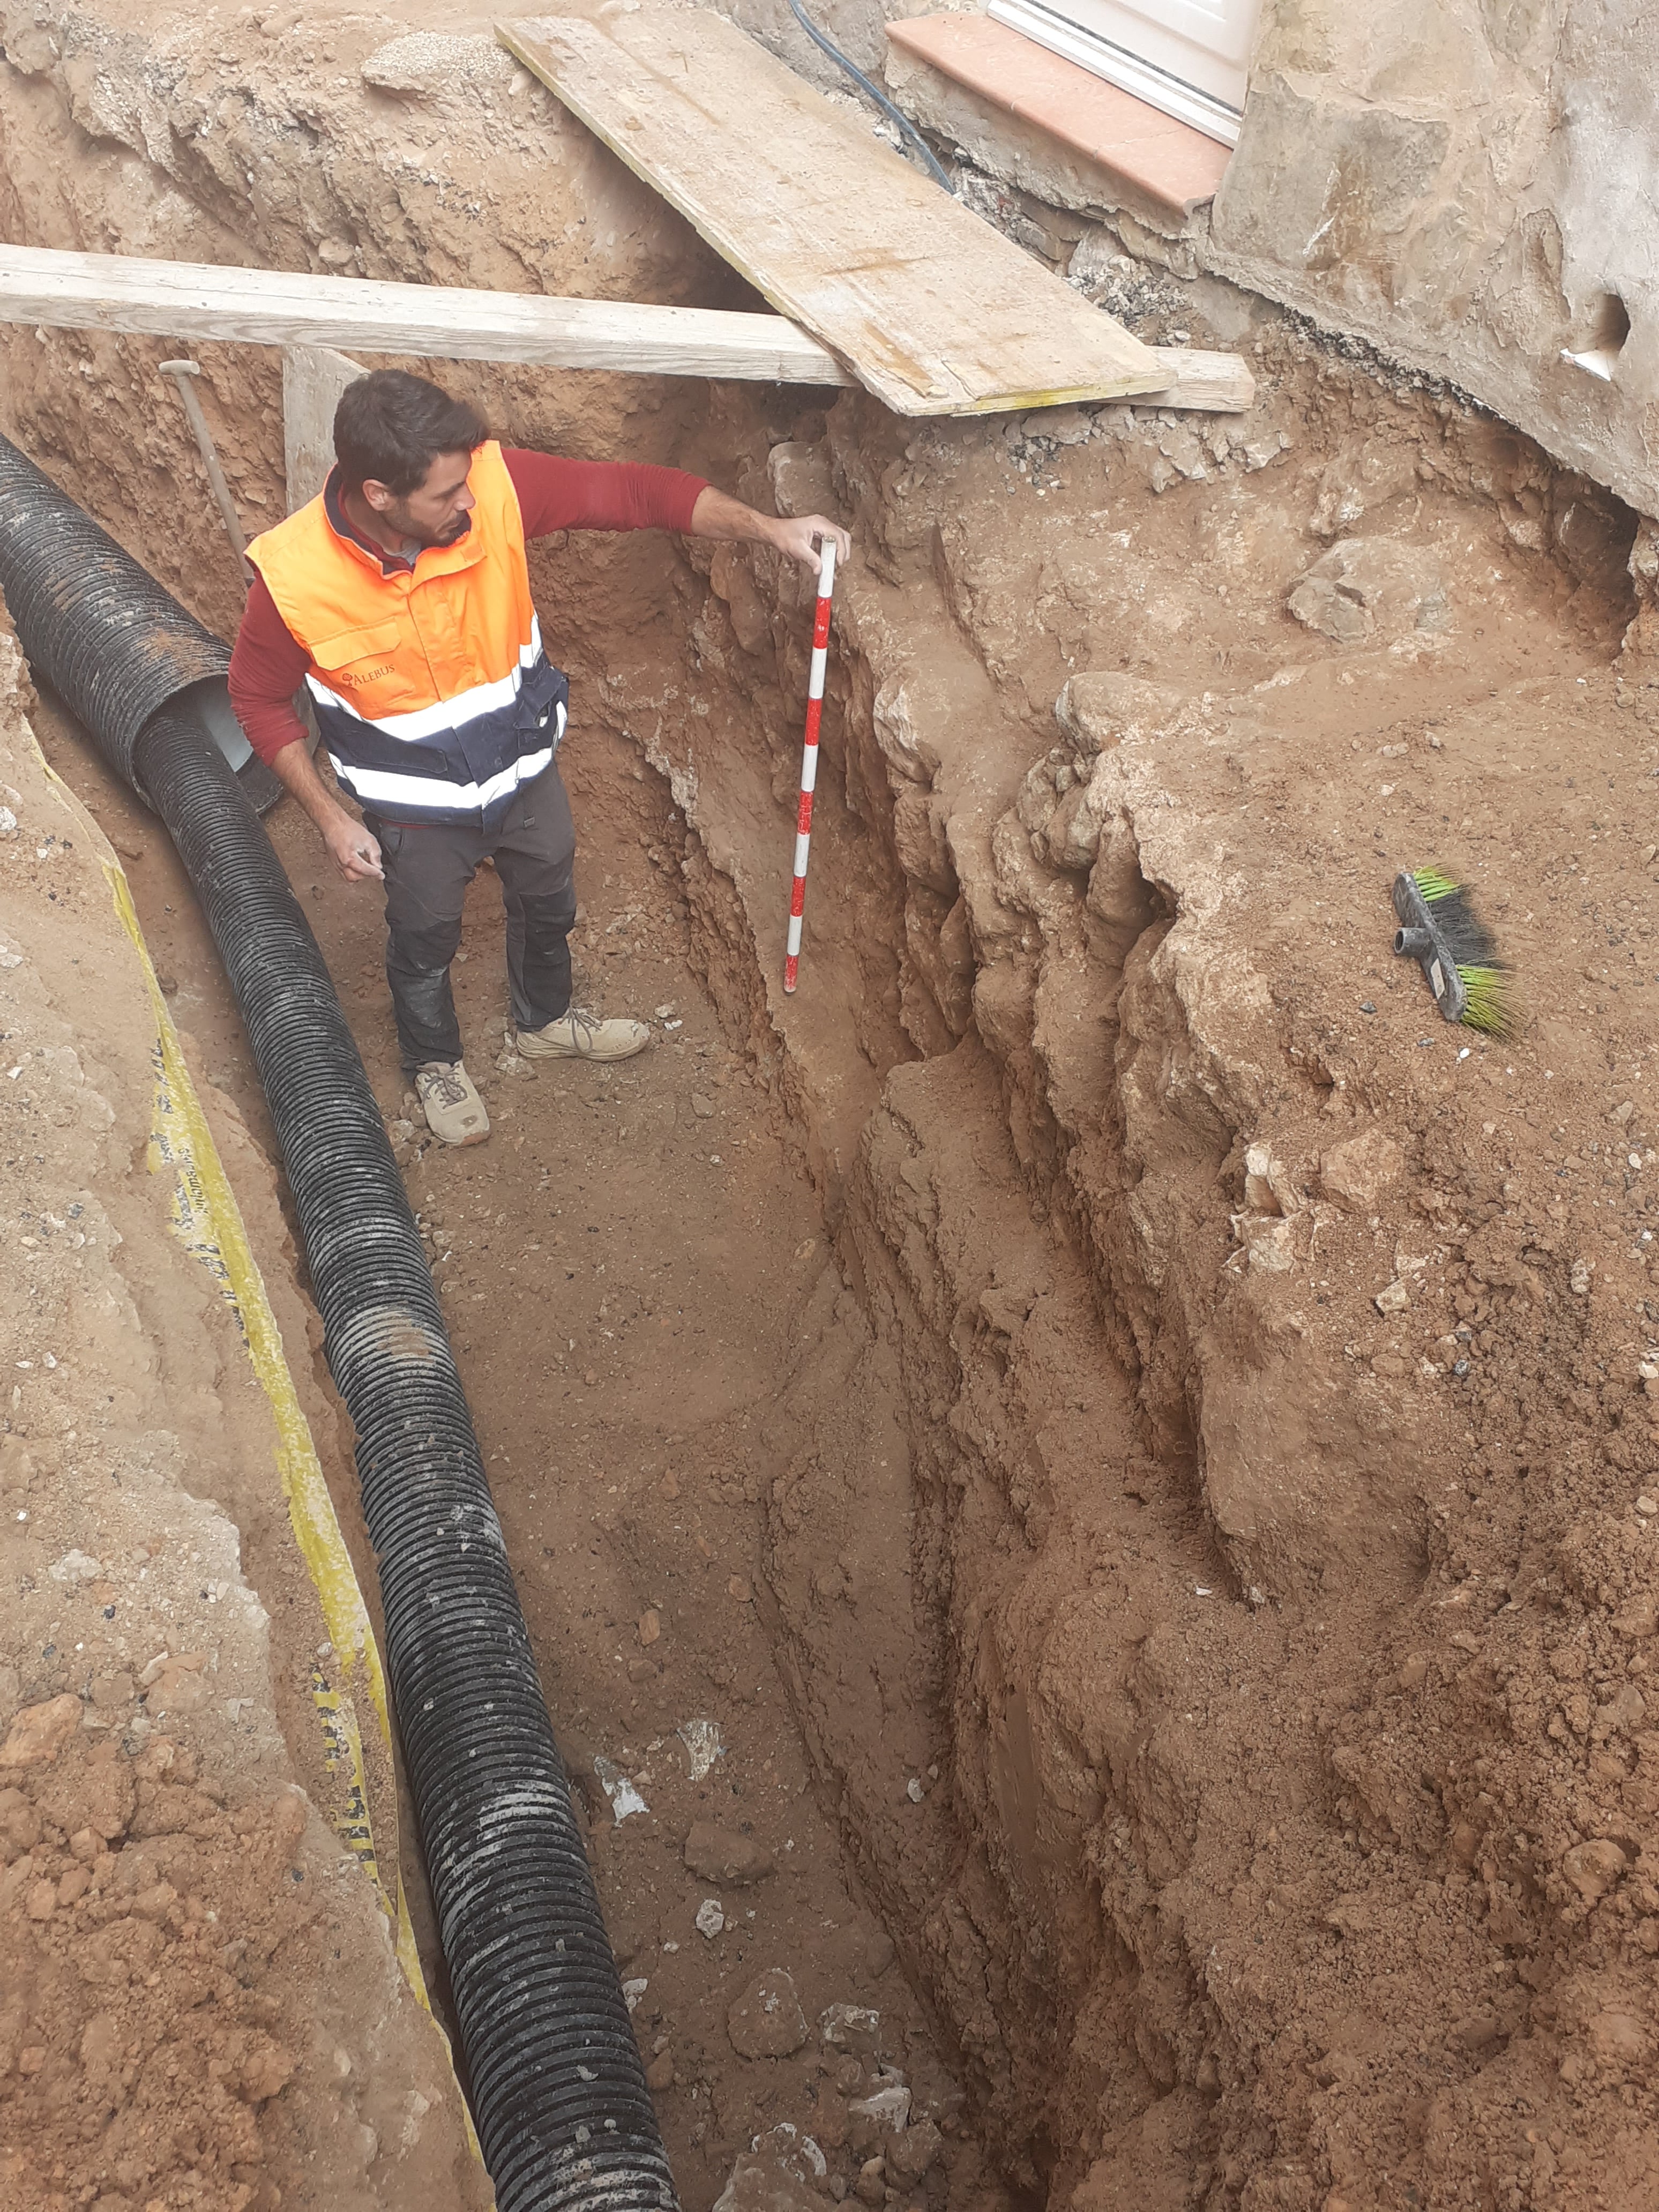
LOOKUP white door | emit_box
[989,0,1261,146]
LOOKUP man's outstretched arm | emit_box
[503,451,849,570]
[686,483,850,572]
[266,738,384,885]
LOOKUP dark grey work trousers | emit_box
[363,762,577,1072]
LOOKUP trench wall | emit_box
[7,12,1659,2210]
[659,375,1659,2209]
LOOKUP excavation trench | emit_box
[22,579,1005,2212]
[11,10,1659,2210]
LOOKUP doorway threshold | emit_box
[886,12,1231,233]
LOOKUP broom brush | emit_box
[1392,868,1515,1037]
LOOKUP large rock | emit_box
[818,2001,883,2057]
[1043,769,1116,873]
[766,442,835,521]
[361,33,513,98]
[0,1694,81,1768]
[1055,672,1187,754]
[683,1820,774,1885]
[846,2081,910,2154]
[871,674,943,785]
[1241,1216,1295,1274]
[1287,538,1451,644]
[713,2125,827,2212]
[890,2115,945,2182]
[1563,1839,1628,1903]
[1309,446,1419,538]
[1320,1129,1405,1211]
[728,1969,808,2059]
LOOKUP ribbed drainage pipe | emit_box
[0,434,281,814]
[0,436,678,2212]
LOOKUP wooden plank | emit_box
[498,10,1170,417]
[282,345,365,511]
[0,243,855,385]
[0,243,1245,415]
[1133,346,1253,414]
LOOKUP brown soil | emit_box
[0,630,486,2212]
[8,9,1659,2212]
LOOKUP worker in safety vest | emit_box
[229,368,849,1147]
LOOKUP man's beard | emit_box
[385,500,471,549]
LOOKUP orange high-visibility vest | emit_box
[245,440,567,827]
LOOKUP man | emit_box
[229,369,848,1146]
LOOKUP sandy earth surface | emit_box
[7,6,1659,2212]
[0,631,488,2212]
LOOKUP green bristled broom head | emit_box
[1409,868,1516,1037]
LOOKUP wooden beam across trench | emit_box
[0,242,1251,415]
[0,242,853,384]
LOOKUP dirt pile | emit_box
[8,6,1659,2209]
[6,1727,395,2212]
[0,627,483,2212]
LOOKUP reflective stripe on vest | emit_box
[245,441,569,828]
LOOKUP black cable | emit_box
[783,0,955,192]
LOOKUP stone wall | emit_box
[1205,0,1659,520]
[753,0,1658,518]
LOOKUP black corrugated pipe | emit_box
[0,432,678,2212]
[0,435,282,814]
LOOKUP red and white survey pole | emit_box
[782,536,836,995]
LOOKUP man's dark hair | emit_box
[333,370,487,497]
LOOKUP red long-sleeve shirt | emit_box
[229,448,708,765]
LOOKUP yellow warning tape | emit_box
[100,856,436,2007]
[309,1664,380,1877]
[23,733,478,2157]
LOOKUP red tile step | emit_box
[886,13,1231,223]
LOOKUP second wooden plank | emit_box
[499,10,1169,417]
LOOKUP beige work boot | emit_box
[414,1060,490,1146]
[516,1008,651,1063]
